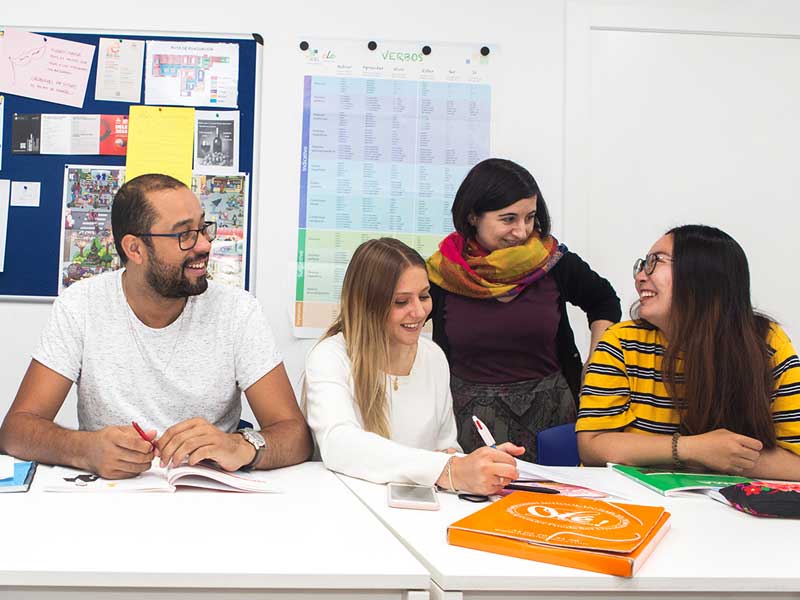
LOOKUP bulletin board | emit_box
[0,28,262,299]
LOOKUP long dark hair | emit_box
[451,158,551,239]
[661,225,775,447]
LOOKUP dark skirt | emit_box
[451,371,576,463]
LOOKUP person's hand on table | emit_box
[156,417,254,471]
[681,428,762,474]
[448,443,524,496]
[86,425,156,479]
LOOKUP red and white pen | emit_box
[131,421,156,452]
[471,415,497,448]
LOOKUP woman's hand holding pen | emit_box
[444,443,525,496]
[84,425,156,480]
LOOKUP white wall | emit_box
[0,0,566,426]
[1,0,799,428]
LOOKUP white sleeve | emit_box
[233,294,283,391]
[31,286,86,382]
[305,339,450,486]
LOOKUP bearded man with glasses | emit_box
[0,174,312,479]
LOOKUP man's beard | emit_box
[145,246,209,298]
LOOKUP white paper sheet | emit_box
[0,180,9,271]
[40,114,101,155]
[95,38,144,103]
[0,455,13,480]
[10,181,41,207]
[0,96,4,170]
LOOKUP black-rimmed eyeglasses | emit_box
[133,221,217,251]
[633,253,673,278]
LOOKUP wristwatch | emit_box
[235,428,266,471]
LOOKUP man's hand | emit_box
[85,425,156,479]
[682,428,763,474]
[156,417,254,471]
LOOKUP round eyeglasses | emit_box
[632,253,673,278]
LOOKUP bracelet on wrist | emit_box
[446,456,459,493]
[672,431,685,470]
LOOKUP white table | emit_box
[0,462,430,600]
[338,467,800,600]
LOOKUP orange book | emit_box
[448,491,671,577]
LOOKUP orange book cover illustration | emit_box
[447,491,671,577]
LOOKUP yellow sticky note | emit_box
[126,106,195,186]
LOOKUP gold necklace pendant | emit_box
[393,376,399,391]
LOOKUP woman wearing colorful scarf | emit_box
[427,158,621,462]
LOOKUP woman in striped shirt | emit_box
[577,225,800,480]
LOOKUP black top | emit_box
[429,250,622,403]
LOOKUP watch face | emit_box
[241,428,266,449]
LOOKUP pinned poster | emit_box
[0,28,95,108]
[11,113,40,154]
[60,165,125,290]
[144,40,238,108]
[194,111,239,173]
[99,114,128,155]
[126,106,194,186]
[95,38,144,103]
[0,180,9,271]
[191,173,248,288]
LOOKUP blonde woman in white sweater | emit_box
[305,238,523,495]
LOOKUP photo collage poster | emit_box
[59,165,125,291]
[191,173,248,288]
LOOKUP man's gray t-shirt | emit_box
[33,270,282,433]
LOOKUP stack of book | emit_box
[448,491,670,577]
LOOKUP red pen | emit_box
[131,421,156,451]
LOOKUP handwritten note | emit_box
[0,28,95,108]
[126,106,195,186]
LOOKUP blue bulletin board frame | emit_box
[0,28,262,299]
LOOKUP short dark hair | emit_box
[451,158,550,239]
[111,174,187,264]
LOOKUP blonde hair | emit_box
[322,238,427,437]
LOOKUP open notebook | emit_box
[39,461,282,493]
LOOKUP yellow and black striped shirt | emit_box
[576,321,800,455]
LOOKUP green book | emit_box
[610,464,750,497]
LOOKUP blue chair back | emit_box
[536,423,579,466]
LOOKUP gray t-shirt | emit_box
[33,270,282,433]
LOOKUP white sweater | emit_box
[305,333,459,486]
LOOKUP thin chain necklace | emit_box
[388,343,418,392]
[122,275,187,374]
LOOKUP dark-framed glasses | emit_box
[133,220,217,251]
[632,252,673,278]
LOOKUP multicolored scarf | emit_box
[426,231,566,299]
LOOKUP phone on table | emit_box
[387,483,440,510]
